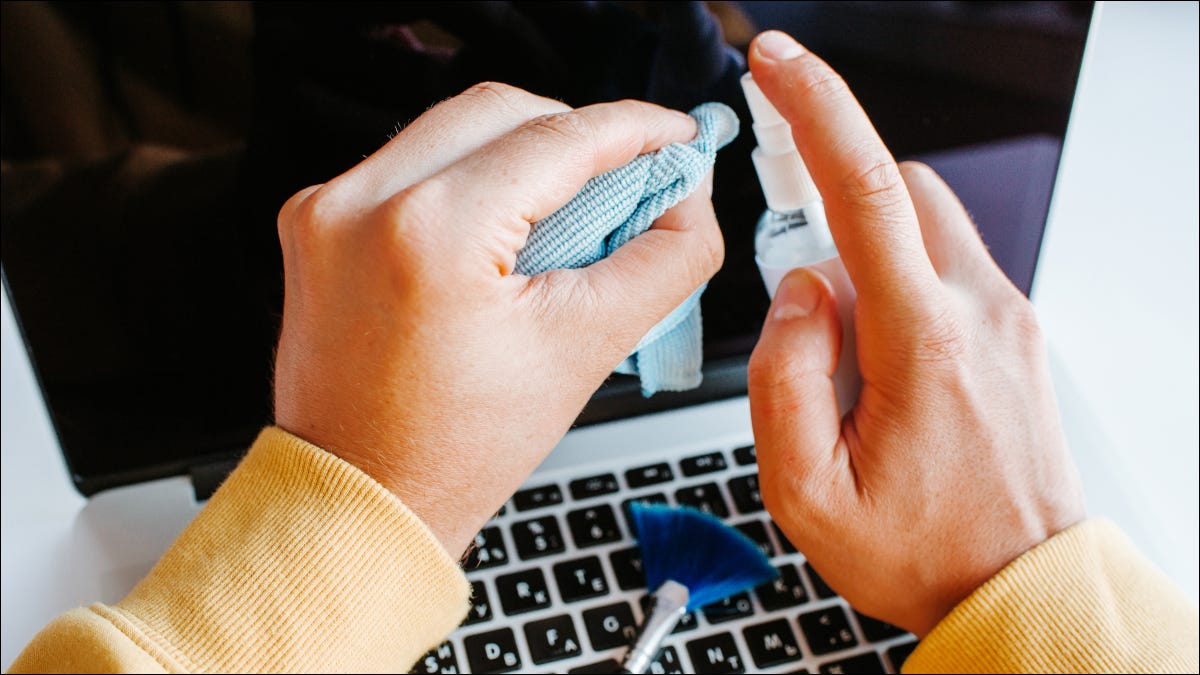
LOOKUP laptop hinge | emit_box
[189,457,241,502]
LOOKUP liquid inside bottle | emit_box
[754,203,838,298]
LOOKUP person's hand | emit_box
[272,83,722,557]
[744,31,1086,637]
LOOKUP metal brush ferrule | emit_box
[619,580,689,674]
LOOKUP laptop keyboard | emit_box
[413,441,917,674]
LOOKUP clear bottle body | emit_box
[754,204,838,295]
[754,202,861,415]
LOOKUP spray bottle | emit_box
[741,73,860,414]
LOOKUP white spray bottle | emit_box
[741,73,860,414]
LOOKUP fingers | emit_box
[336,82,571,203]
[556,172,723,354]
[427,99,697,270]
[748,31,940,315]
[748,267,845,486]
[899,162,1012,293]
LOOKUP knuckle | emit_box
[281,184,342,255]
[526,110,602,170]
[841,158,908,211]
[277,185,321,234]
[1004,294,1045,346]
[528,110,595,146]
[461,81,532,115]
[796,67,851,106]
[380,178,446,237]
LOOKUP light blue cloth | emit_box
[514,102,739,396]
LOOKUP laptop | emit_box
[0,2,1096,672]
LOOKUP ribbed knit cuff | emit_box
[109,427,470,673]
[904,518,1199,674]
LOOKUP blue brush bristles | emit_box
[630,502,778,611]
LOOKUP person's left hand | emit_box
[272,83,723,557]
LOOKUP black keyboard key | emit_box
[582,601,637,650]
[524,614,584,664]
[569,660,621,674]
[569,473,619,500]
[702,591,755,624]
[773,521,798,554]
[675,482,730,518]
[735,520,776,558]
[733,445,757,466]
[622,493,668,538]
[412,641,458,674]
[464,580,494,625]
[804,562,837,599]
[511,516,565,560]
[639,594,698,633]
[463,627,522,673]
[495,568,552,615]
[854,611,907,642]
[887,641,918,670]
[681,451,728,476]
[755,563,809,611]
[652,645,684,674]
[610,546,646,590]
[686,632,746,674]
[513,484,563,511]
[553,556,610,602]
[799,606,858,656]
[567,504,622,548]
[743,618,803,668]
[464,527,509,570]
[626,462,674,488]
[818,652,886,674]
[728,474,765,514]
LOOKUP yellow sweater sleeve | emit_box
[904,518,1199,673]
[9,427,471,673]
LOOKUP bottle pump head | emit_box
[740,73,821,212]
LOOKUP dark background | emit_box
[0,1,1092,495]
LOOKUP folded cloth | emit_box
[514,102,739,396]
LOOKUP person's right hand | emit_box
[745,31,1087,637]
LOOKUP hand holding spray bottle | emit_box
[741,73,860,414]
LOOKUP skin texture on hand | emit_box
[745,31,1087,637]
[273,83,723,558]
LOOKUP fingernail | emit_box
[756,31,806,61]
[771,269,821,321]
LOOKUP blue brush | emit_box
[619,503,778,673]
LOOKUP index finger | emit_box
[418,100,697,274]
[748,31,940,312]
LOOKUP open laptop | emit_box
[0,2,1095,672]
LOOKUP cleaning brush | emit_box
[619,503,778,674]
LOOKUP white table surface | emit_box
[3,1,1197,669]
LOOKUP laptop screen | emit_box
[0,2,1093,495]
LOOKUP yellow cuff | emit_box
[108,427,470,672]
[904,519,1198,674]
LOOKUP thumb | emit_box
[748,267,843,476]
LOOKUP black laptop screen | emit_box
[0,2,1092,494]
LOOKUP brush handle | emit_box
[619,581,689,674]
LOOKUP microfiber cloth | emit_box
[514,102,740,396]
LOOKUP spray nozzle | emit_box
[740,73,821,212]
